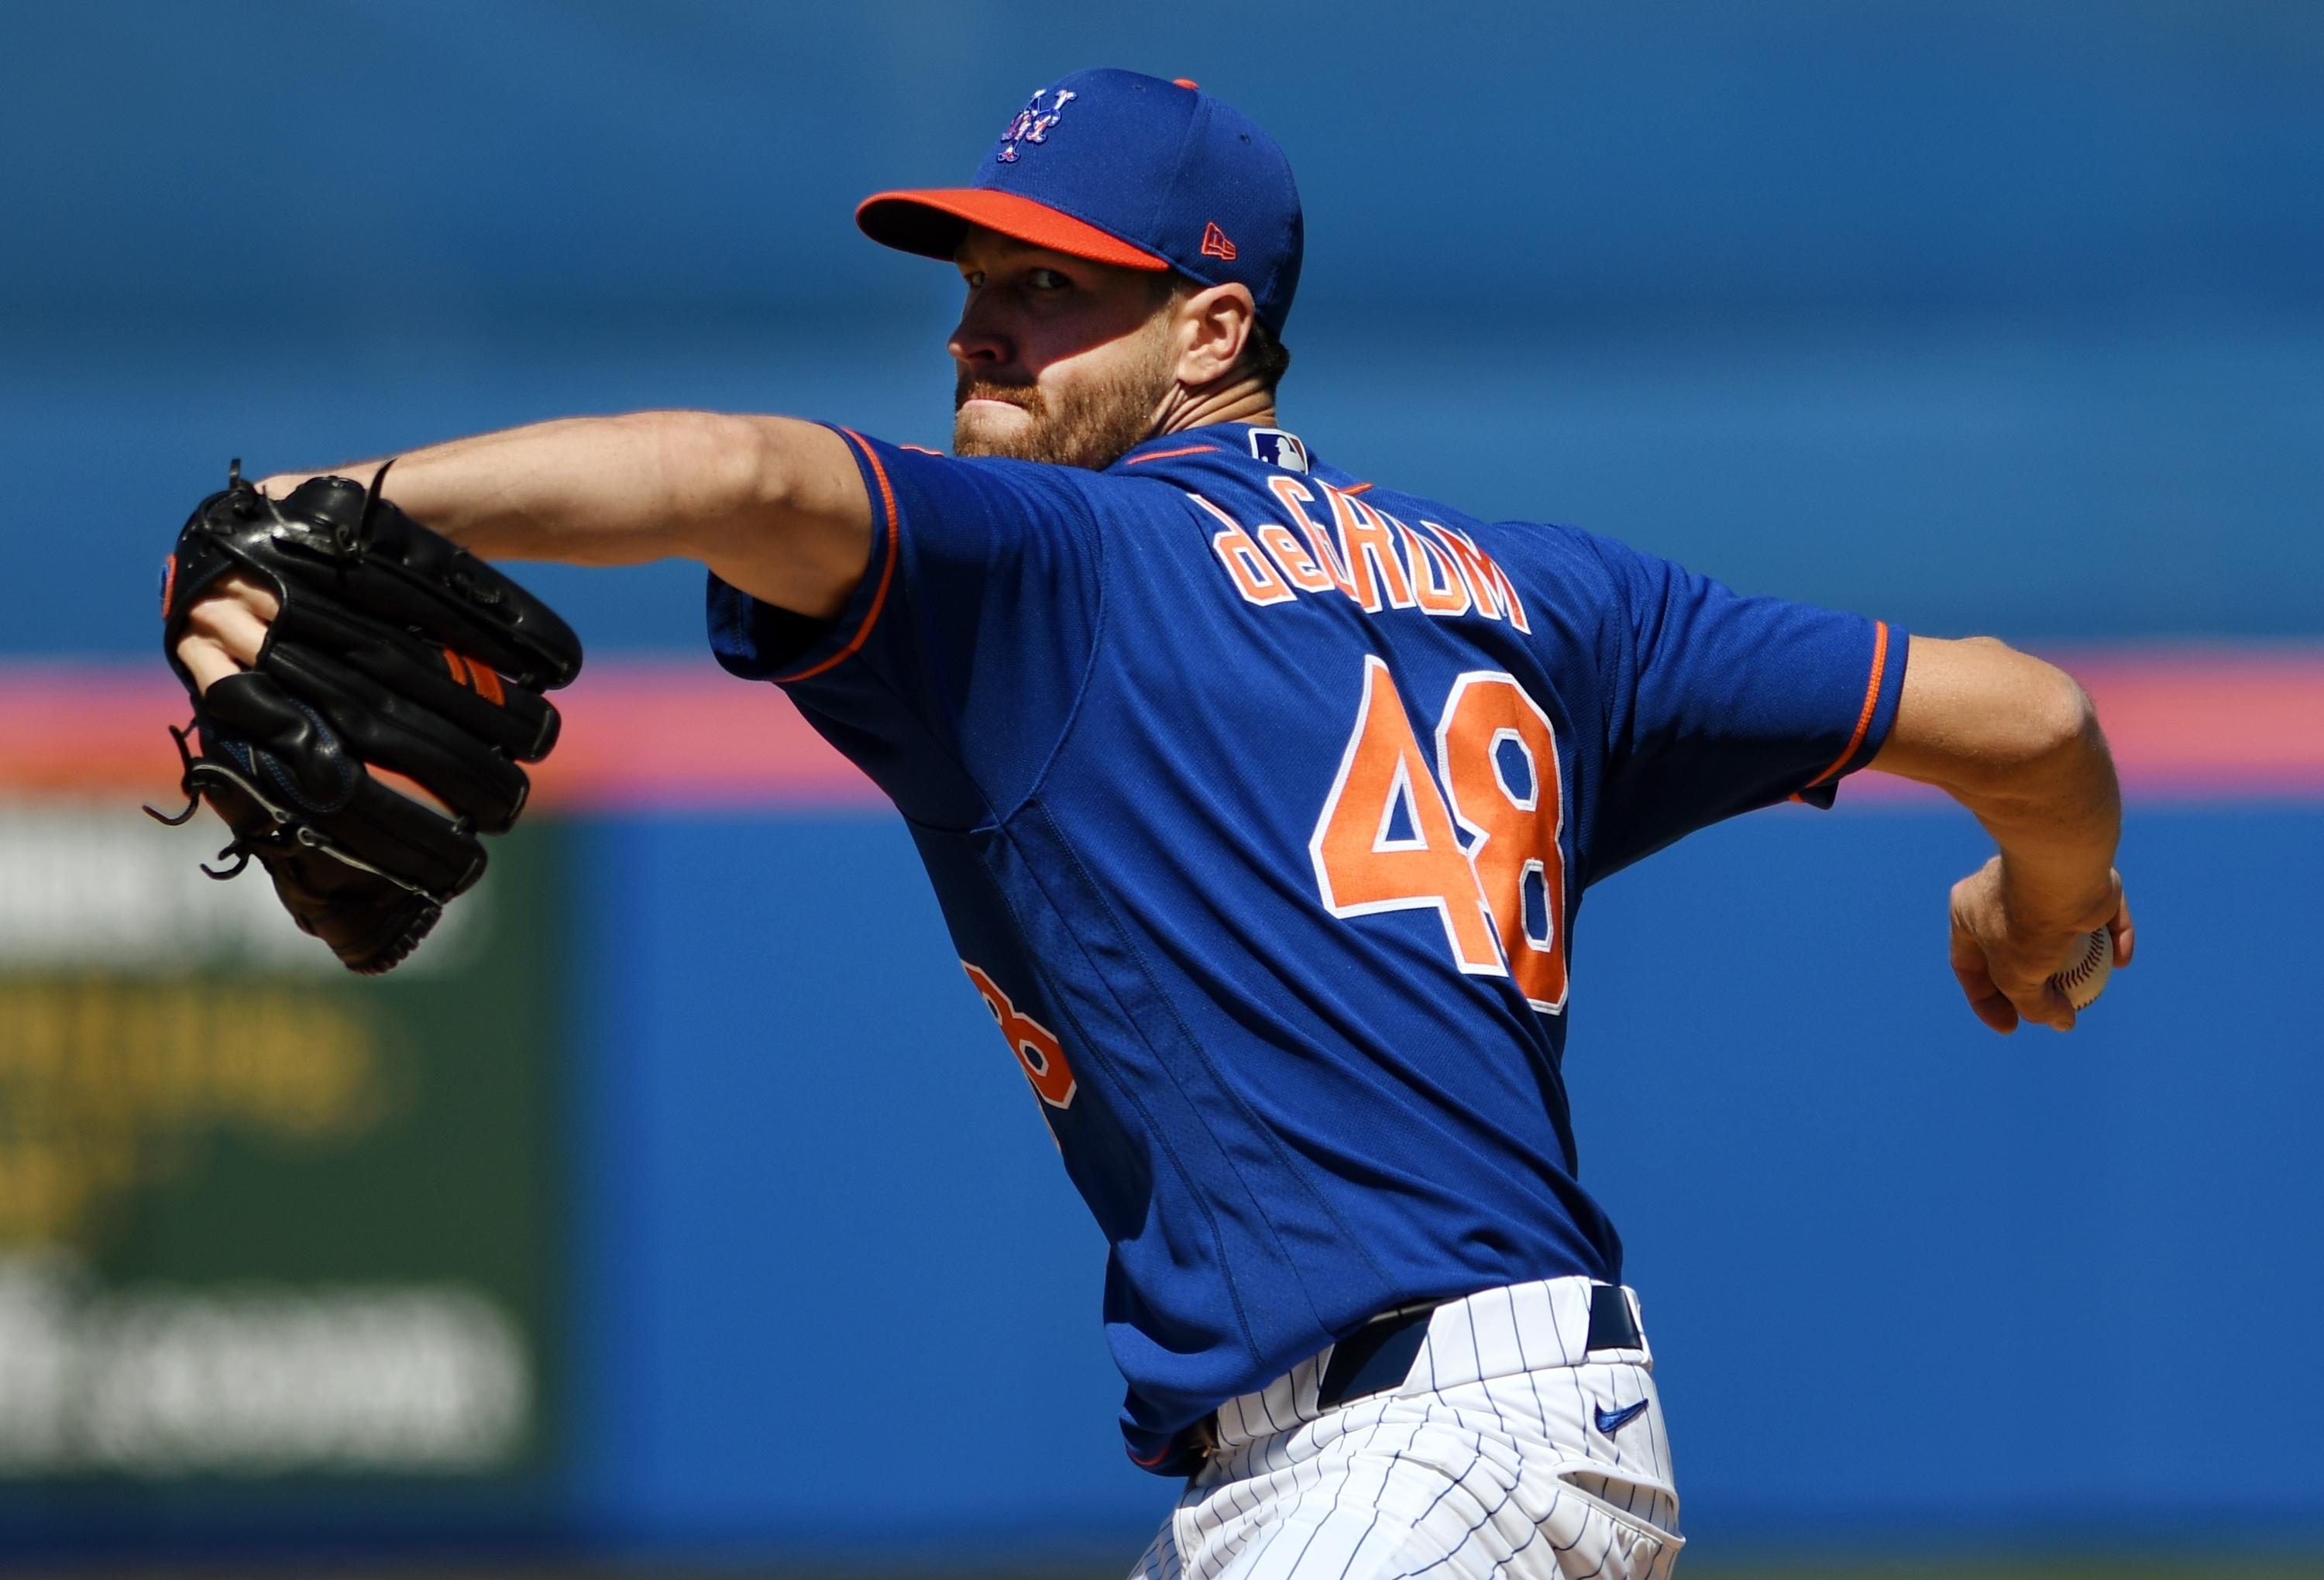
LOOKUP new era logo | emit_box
[1200,222,1238,261]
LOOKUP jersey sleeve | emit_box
[1580,531,1909,879]
[706,428,1108,827]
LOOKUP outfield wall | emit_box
[0,658,2315,1561]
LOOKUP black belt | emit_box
[1315,1283,1642,1411]
[1153,1284,1645,1474]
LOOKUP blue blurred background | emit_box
[1,1,2318,1573]
[9,0,2320,653]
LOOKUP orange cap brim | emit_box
[855,188,1170,270]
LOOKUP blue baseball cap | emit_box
[858,69,1303,335]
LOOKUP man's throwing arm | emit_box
[1868,635,2133,1034]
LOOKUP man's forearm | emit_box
[1958,692,2121,925]
[1871,635,2128,1030]
[257,410,871,620]
[1875,636,2120,908]
[263,410,761,565]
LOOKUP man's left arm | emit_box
[263,410,870,601]
[176,410,874,692]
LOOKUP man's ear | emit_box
[1173,283,1258,386]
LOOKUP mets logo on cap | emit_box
[996,88,1078,163]
[855,68,1306,337]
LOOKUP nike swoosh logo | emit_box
[1595,1400,1650,1436]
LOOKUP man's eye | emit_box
[1029,269,1071,291]
[961,270,986,290]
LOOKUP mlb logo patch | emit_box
[1248,428,1308,472]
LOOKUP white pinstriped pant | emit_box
[1129,1278,1683,1580]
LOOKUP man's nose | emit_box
[947,300,1012,367]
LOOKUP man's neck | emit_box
[1153,377,1277,439]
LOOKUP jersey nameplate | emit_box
[1190,483,1531,631]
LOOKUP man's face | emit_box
[950,228,1178,469]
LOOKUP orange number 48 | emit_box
[1309,657,1569,1013]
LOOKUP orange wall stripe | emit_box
[5,646,2320,809]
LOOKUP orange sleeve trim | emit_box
[1125,444,1220,465]
[774,428,900,685]
[1340,481,1374,495]
[1803,620,1890,789]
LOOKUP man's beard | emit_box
[953,337,1172,470]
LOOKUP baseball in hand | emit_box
[2049,928,2113,1012]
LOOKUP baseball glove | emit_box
[151,461,583,974]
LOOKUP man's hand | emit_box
[174,573,278,692]
[1948,857,2136,1033]
[155,472,583,973]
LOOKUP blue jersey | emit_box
[707,421,1908,1468]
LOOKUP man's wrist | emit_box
[256,462,387,499]
[1994,850,2117,933]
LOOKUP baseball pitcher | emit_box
[159,70,2133,1578]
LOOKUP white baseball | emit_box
[2049,928,2113,1011]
